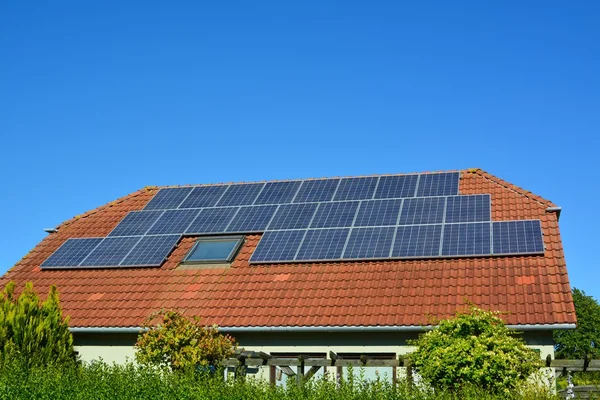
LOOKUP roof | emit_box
[0,169,575,329]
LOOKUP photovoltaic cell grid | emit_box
[121,235,181,266]
[399,197,445,225]
[254,181,301,205]
[80,236,142,266]
[442,222,491,256]
[268,203,318,230]
[180,185,228,209]
[108,210,164,236]
[293,179,339,203]
[225,205,278,233]
[41,238,103,267]
[344,227,395,259]
[333,177,379,201]
[375,175,418,199]
[144,187,193,210]
[296,228,349,261]
[493,220,544,254]
[250,230,306,262]
[445,195,491,223]
[216,183,264,207]
[310,201,360,228]
[354,199,402,227]
[416,172,460,197]
[393,225,442,258]
[147,209,200,235]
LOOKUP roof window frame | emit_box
[182,235,244,265]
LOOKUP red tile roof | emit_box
[1,169,575,328]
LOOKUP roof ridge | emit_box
[466,168,556,208]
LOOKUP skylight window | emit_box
[184,236,244,263]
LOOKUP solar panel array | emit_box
[41,172,546,268]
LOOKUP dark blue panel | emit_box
[179,185,229,209]
[80,236,142,266]
[492,220,544,254]
[268,203,318,230]
[416,172,460,197]
[147,209,200,235]
[120,235,181,266]
[392,225,442,257]
[216,183,264,207]
[445,195,491,223]
[226,205,278,232]
[254,181,301,205]
[144,187,193,210]
[293,179,339,203]
[249,230,306,262]
[186,207,239,234]
[399,197,445,225]
[296,228,349,261]
[343,227,395,259]
[354,199,402,227]
[108,210,164,237]
[441,222,491,256]
[374,175,418,199]
[333,177,379,201]
[310,201,360,228]
[41,238,103,268]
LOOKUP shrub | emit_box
[0,281,76,368]
[554,288,600,359]
[408,306,543,395]
[135,309,237,370]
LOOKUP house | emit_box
[0,169,575,374]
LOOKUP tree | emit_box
[554,288,600,359]
[0,281,76,367]
[408,306,543,395]
[135,309,237,370]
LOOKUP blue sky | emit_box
[1,1,599,301]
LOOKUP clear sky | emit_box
[1,1,599,301]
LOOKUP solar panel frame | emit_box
[445,194,491,223]
[179,185,229,209]
[146,209,201,235]
[144,187,194,210]
[492,220,544,255]
[392,224,443,258]
[416,172,460,197]
[249,230,307,263]
[41,238,104,268]
[333,177,379,201]
[267,203,319,230]
[374,175,419,199]
[343,227,395,259]
[108,210,164,237]
[253,181,302,205]
[225,205,278,233]
[441,222,491,257]
[120,235,181,266]
[186,207,239,234]
[79,236,142,267]
[216,183,265,207]
[296,228,350,261]
[399,197,446,225]
[353,199,403,227]
[293,179,340,203]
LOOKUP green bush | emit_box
[135,309,237,370]
[0,281,76,368]
[408,306,543,395]
[554,288,600,359]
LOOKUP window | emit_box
[183,236,244,264]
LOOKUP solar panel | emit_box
[41,238,103,268]
[120,235,181,266]
[374,175,418,199]
[254,181,301,205]
[353,199,403,227]
[310,201,360,228]
[80,236,142,267]
[267,203,318,230]
[249,230,306,263]
[293,179,339,203]
[296,228,350,261]
[392,225,442,257]
[179,185,228,209]
[144,187,193,210]
[416,172,459,197]
[225,205,278,232]
[399,197,445,225]
[147,209,200,235]
[445,194,491,223]
[333,177,379,201]
[492,220,544,255]
[216,183,264,207]
[108,210,164,237]
[441,222,491,256]
[186,207,239,234]
[343,227,395,259]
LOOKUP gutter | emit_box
[69,323,575,334]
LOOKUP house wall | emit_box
[73,330,555,367]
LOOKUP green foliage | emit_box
[0,359,561,400]
[0,281,76,368]
[135,309,237,370]
[408,306,543,395]
[554,288,600,359]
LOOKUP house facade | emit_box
[1,169,575,370]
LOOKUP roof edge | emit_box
[69,323,575,334]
